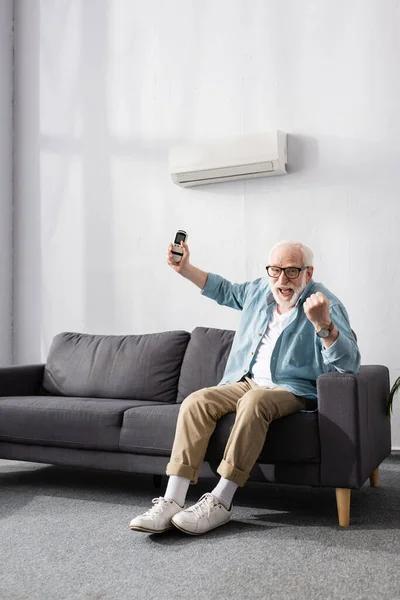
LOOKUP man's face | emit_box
[268,247,314,309]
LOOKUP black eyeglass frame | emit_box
[265,265,310,279]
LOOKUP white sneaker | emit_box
[129,497,184,533]
[171,492,232,535]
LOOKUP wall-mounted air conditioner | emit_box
[169,131,287,187]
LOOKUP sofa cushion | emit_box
[119,404,320,462]
[119,404,181,454]
[177,327,235,403]
[42,331,191,402]
[0,396,165,451]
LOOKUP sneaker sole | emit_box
[129,524,174,534]
[171,516,231,536]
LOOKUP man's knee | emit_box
[180,388,214,413]
[180,387,222,420]
[236,389,275,420]
[180,389,203,410]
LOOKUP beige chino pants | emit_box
[166,376,312,487]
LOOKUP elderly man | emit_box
[130,240,360,535]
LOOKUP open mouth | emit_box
[278,288,293,297]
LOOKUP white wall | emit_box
[13,0,400,447]
[0,0,13,365]
[13,0,41,364]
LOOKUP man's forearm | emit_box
[181,264,208,290]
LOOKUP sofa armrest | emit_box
[0,364,46,396]
[317,366,391,489]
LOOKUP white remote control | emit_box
[171,230,188,263]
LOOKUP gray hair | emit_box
[268,240,314,267]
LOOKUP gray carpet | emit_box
[0,456,399,600]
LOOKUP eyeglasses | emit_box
[265,266,310,279]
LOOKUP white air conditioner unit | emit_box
[168,131,287,187]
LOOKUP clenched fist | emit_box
[303,292,331,330]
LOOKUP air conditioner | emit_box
[168,131,287,187]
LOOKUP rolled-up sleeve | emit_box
[321,304,361,373]
[200,273,252,311]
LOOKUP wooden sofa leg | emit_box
[370,467,379,488]
[336,488,351,527]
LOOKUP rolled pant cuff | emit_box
[166,461,198,484]
[217,459,249,487]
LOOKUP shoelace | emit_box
[143,497,170,517]
[191,493,220,519]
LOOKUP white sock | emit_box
[211,477,238,510]
[164,475,190,508]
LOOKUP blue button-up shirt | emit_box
[201,273,361,405]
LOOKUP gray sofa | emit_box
[0,328,391,526]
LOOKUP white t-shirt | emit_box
[251,306,294,388]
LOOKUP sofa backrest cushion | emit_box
[177,327,235,403]
[42,331,191,402]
